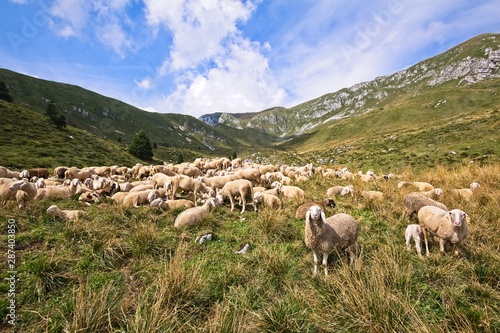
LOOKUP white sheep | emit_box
[326,185,354,197]
[304,206,359,276]
[279,185,305,201]
[150,198,195,211]
[46,205,85,221]
[0,166,20,179]
[360,190,384,202]
[216,179,256,214]
[398,181,434,192]
[122,189,158,207]
[405,224,423,255]
[170,175,215,205]
[174,197,219,228]
[34,179,81,200]
[418,206,469,256]
[253,192,282,209]
[7,180,38,209]
[451,182,481,201]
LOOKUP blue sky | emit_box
[1,0,499,118]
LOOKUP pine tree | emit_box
[129,129,154,161]
[0,81,13,102]
[45,100,67,129]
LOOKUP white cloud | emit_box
[96,22,133,57]
[135,77,152,89]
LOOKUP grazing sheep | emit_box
[170,175,215,205]
[295,198,336,219]
[217,179,256,214]
[174,197,219,228]
[411,188,443,200]
[405,224,423,255]
[402,193,448,220]
[27,168,50,179]
[64,168,93,181]
[418,206,469,256]
[46,205,85,221]
[360,190,384,202]
[199,174,241,191]
[0,166,20,179]
[78,191,103,205]
[150,198,195,211]
[234,168,262,186]
[304,206,359,276]
[253,192,282,209]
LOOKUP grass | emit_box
[1,162,499,332]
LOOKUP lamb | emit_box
[46,205,85,221]
[216,179,256,214]
[150,198,195,211]
[402,193,448,220]
[253,192,282,209]
[295,198,336,219]
[174,197,219,228]
[418,206,469,256]
[304,206,359,276]
[405,224,423,255]
[7,179,38,208]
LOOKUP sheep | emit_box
[405,224,423,255]
[0,166,20,179]
[111,191,130,205]
[216,179,256,214]
[398,181,434,192]
[326,185,354,197]
[451,182,481,201]
[46,205,85,221]
[27,168,50,179]
[418,206,469,256]
[174,197,219,228]
[234,168,262,186]
[402,193,448,220]
[34,179,82,201]
[150,198,195,211]
[54,166,69,179]
[360,190,384,202]
[122,189,158,207]
[7,179,38,208]
[295,198,336,219]
[64,168,93,181]
[78,191,103,205]
[199,174,240,191]
[279,185,305,201]
[411,188,443,200]
[304,206,359,276]
[253,192,282,209]
[170,175,215,205]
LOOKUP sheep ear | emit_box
[321,211,326,221]
[305,210,311,223]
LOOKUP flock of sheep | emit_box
[0,159,477,276]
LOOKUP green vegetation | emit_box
[45,100,67,129]
[128,129,154,161]
[1,163,499,332]
[0,81,13,102]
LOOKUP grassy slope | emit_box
[277,78,500,171]
[0,163,498,332]
[0,100,145,169]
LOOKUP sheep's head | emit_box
[9,180,26,191]
[449,209,468,227]
[150,198,163,207]
[326,198,336,208]
[46,205,59,214]
[305,205,326,224]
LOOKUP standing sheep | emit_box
[295,198,336,219]
[7,180,38,209]
[418,206,469,256]
[174,197,219,228]
[402,193,448,220]
[304,206,359,276]
[217,179,256,214]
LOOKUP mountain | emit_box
[0,68,274,157]
[201,33,500,138]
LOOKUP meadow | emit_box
[1,161,499,333]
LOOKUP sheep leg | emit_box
[240,195,246,214]
[405,234,411,251]
[421,226,430,256]
[439,239,446,256]
[229,196,235,212]
[415,235,423,257]
[312,251,319,276]
[322,253,329,276]
[347,243,357,265]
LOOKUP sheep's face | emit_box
[9,180,26,191]
[306,206,325,224]
[46,205,58,214]
[327,198,336,208]
[449,209,467,227]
